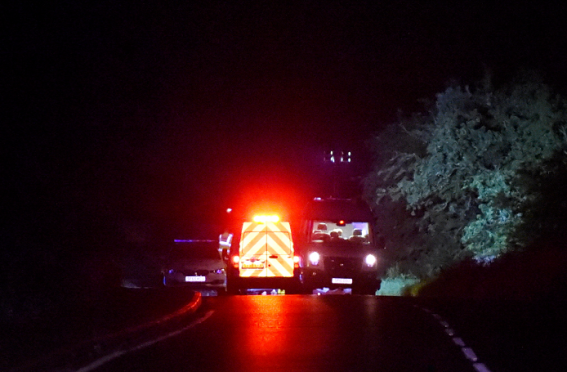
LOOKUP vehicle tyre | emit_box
[284,278,302,294]
[301,285,315,295]
[227,283,239,295]
[364,287,378,295]
[353,284,376,295]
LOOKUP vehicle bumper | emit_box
[163,273,227,290]
[300,268,380,289]
[228,269,301,293]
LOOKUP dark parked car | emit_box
[162,239,227,295]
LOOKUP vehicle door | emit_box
[239,221,294,278]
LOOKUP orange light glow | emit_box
[253,214,280,223]
[293,255,300,268]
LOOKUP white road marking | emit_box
[462,347,479,361]
[76,310,215,372]
[452,337,466,347]
[416,305,492,372]
[473,362,492,372]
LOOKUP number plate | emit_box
[332,278,353,284]
[185,276,206,282]
[241,261,265,270]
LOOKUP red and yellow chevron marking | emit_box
[239,221,294,278]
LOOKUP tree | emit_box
[364,73,567,279]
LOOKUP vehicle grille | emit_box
[182,269,213,276]
[324,257,360,277]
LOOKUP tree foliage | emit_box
[364,73,567,279]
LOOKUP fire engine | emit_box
[228,214,300,294]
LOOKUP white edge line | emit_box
[462,347,478,362]
[473,362,492,372]
[452,337,465,347]
[76,310,215,372]
[417,305,490,371]
[9,293,204,372]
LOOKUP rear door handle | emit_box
[269,255,278,259]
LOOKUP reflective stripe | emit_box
[267,231,292,255]
[266,258,294,277]
[239,221,294,278]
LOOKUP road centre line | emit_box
[76,310,215,372]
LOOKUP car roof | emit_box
[302,198,374,221]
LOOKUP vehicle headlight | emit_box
[365,254,377,267]
[308,251,320,266]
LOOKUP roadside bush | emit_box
[415,239,567,300]
[377,265,420,296]
[365,72,567,281]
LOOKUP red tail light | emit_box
[293,255,300,268]
[232,255,240,268]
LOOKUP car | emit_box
[162,239,227,295]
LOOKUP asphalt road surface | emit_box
[89,294,485,372]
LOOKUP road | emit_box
[89,294,484,372]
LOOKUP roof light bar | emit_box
[253,215,280,223]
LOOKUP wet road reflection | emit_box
[98,295,476,372]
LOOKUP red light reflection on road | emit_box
[236,295,340,370]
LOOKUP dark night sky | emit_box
[5,1,567,238]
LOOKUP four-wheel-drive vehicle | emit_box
[162,239,227,295]
[227,214,300,294]
[296,198,384,295]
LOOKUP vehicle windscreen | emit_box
[311,221,372,243]
[170,242,220,260]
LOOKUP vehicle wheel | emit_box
[364,287,378,295]
[301,285,315,294]
[284,279,302,295]
[227,283,239,295]
[353,285,376,295]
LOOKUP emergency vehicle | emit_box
[296,198,384,294]
[228,214,300,294]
